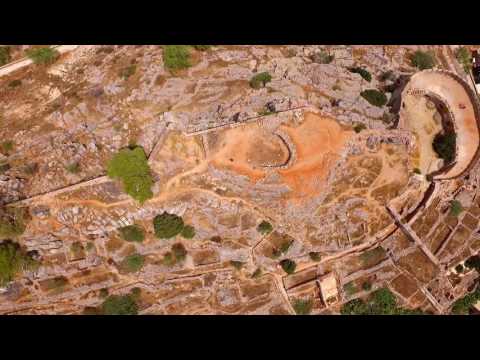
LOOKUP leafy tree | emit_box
[410,50,436,70]
[465,255,480,271]
[293,298,313,315]
[249,72,272,89]
[433,131,456,164]
[0,240,38,286]
[349,67,372,82]
[26,47,59,65]
[280,259,296,274]
[101,294,138,315]
[119,253,145,273]
[181,225,195,239]
[153,212,184,239]
[257,220,273,235]
[0,46,11,66]
[118,224,145,243]
[450,200,464,217]
[360,89,387,107]
[163,45,191,71]
[106,146,153,203]
[455,47,472,73]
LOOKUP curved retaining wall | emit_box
[399,69,480,180]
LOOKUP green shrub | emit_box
[249,72,272,89]
[181,225,195,239]
[101,294,138,315]
[130,287,142,300]
[451,287,480,315]
[360,89,387,107]
[99,288,109,298]
[106,147,153,203]
[362,281,372,291]
[153,212,184,239]
[251,267,262,278]
[119,65,136,80]
[293,298,313,315]
[433,131,456,164]
[171,243,187,262]
[257,220,273,235]
[455,264,464,273]
[192,45,212,51]
[44,276,68,290]
[344,282,358,296]
[280,259,296,274]
[450,200,464,217]
[410,50,436,70]
[455,47,472,73]
[8,79,22,88]
[341,298,369,315]
[119,253,145,273]
[353,123,367,133]
[465,255,480,271]
[413,168,421,175]
[230,260,244,270]
[0,208,28,240]
[349,67,372,82]
[310,51,334,64]
[0,46,11,66]
[0,163,10,174]
[65,162,80,174]
[118,224,145,243]
[0,140,14,155]
[162,251,176,266]
[70,241,84,258]
[279,240,294,254]
[163,45,191,71]
[0,240,38,286]
[26,47,59,65]
[309,252,321,262]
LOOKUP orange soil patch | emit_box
[278,112,353,200]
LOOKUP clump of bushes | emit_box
[362,281,372,291]
[280,259,296,274]
[162,243,187,266]
[450,200,464,217]
[249,72,272,89]
[26,47,59,65]
[341,287,424,315]
[0,46,11,66]
[343,282,358,296]
[163,45,191,71]
[181,225,195,239]
[0,240,38,286]
[119,253,145,273]
[257,220,273,235]
[410,50,436,70]
[309,252,321,262]
[360,89,387,107]
[65,162,80,174]
[455,47,472,73]
[464,255,480,271]
[349,67,371,82]
[293,298,313,315]
[118,224,145,243]
[101,293,138,315]
[0,207,28,240]
[0,140,14,155]
[451,286,480,315]
[433,131,456,164]
[153,212,184,239]
[310,51,334,64]
[106,146,153,203]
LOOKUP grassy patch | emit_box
[118,224,145,243]
[26,47,59,65]
[360,89,387,107]
[65,162,80,174]
[359,246,386,267]
[0,207,28,240]
[163,45,191,71]
[449,200,464,217]
[343,282,358,296]
[106,146,153,203]
[0,240,38,286]
[0,46,11,66]
[101,294,138,315]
